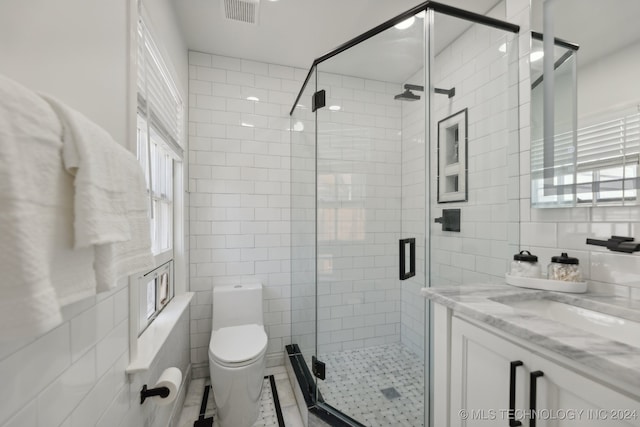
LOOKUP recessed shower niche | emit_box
[438,108,467,203]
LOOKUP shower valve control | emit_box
[434,209,461,232]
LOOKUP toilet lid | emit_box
[210,324,267,364]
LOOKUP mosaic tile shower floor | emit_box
[315,343,425,427]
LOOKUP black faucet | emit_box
[585,236,640,253]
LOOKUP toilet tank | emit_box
[212,283,263,330]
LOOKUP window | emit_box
[137,115,175,255]
[317,173,366,242]
[135,12,184,335]
[138,261,174,332]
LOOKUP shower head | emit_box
[394,83,424,101]
[394,89,421,101]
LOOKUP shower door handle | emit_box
[399,238,416,280]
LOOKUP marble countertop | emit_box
[421,284,640,389]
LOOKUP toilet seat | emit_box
[209,324,267,367]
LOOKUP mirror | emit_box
[530,0,640,207]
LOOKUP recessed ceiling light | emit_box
[329,105,341,111]
[530,51,544,61]
[247,96,259,102]
[394,17,415,30]
[416,11,426,19]
[498,43,507,53]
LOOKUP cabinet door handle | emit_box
[509,361,523,426]
[529,371,544,427]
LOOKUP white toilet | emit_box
[208,283,268,427]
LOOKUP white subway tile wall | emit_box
[429,11,520,287]
[187,52,306,369]
[521,207,640,293]
[314,72,403,354]
[0,284,190,427]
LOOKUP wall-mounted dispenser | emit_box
[586,236,640,253]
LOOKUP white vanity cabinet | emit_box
[433,304,640,427]
[450,316,528,426]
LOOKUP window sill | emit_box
[126,292,194,374]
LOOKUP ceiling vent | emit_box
[222,0,260,25]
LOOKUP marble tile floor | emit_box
[177,366,304,427]
[315,343,425,427]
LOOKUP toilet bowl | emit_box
[208,284,268,427]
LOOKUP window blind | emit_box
[532,111,640,177]
[577,112,640,171]
[531,128,575,176]
[137,18,184,154]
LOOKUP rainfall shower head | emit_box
[394,89,421,101]
[394,83,424,101]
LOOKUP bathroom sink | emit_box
[497,298,640,348]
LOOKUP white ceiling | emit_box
[173,0,502,82]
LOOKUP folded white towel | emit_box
[0,75,66,338]
[0,74,155,341]
[42,96,154,291]
[41,95,135,248]
[92,175,156,292]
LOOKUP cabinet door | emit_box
[451,317,529,427]
[529,353,640,427]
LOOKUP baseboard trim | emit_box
[267,352,284,368]
[191,362,209,379]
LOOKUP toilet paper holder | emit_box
[140,366,182,405]
[140,384,170,404]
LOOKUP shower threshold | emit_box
[285,343,424,427]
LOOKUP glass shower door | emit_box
[290,67,317,373]
[313,11,427,425]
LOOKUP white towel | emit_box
[41,95,134,248]
[92,200,154,292]
[0,75,66,339]
[42,96,154,291]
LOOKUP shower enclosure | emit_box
[290,2,520,426]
